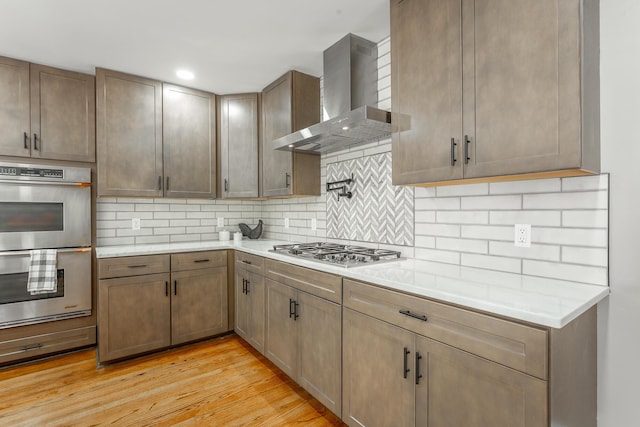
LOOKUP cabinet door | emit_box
[261,73,293,197]
[297,291,342,417]
[463,0,582,178]
[171,267,228,345]
[96,68,163,197]
[0,56,30,158]
[391,0,463,185]
[415,335,547,427]
[98,273,171,362]
[246,271,265,354]
[219,93,259,198]
[265,278,297,377]
[234,269,250,341]
[163,84,216,198]
[30,64,95,162]
[342,308,415,427]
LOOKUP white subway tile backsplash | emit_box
[523,191,608,210]
[489,242,561,261]
[461,253,522,274]
[461,225,514,241]
[437,237,488,254]
[534,227,608,247]
[523,260,608,286]
[415,197,461,211]
[415,210,436,223]
[461,195,521,210]
[562,247,609,267]
[562,174,608,191]
[490,211,562,226]
[490,178,561,194]
[414,248,460,264]
[414,235,436,248]
[562,210,608,228]
[436,183,488,197]
[415,223,460,238]
[436,211,489,225]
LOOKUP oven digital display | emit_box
[0,202,64,233]
[0,167,63,179]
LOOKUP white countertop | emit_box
[96,239,609,329]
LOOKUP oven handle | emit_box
[0,179,91,187]
[0,247,91,257]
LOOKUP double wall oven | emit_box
[0,161,92,328]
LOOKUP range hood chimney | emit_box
[273,33,391,154]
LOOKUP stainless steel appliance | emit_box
[0,161,92,328]
[269,242,402,268]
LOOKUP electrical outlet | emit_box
[284,218,290,229]
[217,217,224,227]
[514,224,531,247]
[311,218,317,230]
[131,218,141,231]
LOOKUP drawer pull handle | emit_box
[127,264,148,268]
[241,260,252,265]
[22,343,43,351]
[415,352,423,384]
[403,347,411,379]
[399,310,428,322]
[193,259,210,263]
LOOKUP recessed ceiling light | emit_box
[176,69,194,80]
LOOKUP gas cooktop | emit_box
[269,242,402,268]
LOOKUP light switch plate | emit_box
[131,218,141,230]
[284,218,290,229]
[311,218,317,230]
[217,217,224,227]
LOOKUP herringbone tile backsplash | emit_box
[326,153,414,246]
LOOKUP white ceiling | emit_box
[0,0,390,94]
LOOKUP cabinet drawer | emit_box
[343,279,548,380]
[98,255,170,279]
[0,326,96,365]
[235,251,265,274]
[265,259,341,304]
[171,250,227,271]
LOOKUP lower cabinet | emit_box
[342,308,547,427]
[235,252,266,354]
[264,266,342,417]
[98,251,228,363]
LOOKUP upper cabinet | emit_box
[219,93,260,199]
[261,71,321,198]
[391,0,600,186]
[163,84,216,199]
[0,56,95,162]
[96,69,216,198]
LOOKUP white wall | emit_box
[598,0,640,425]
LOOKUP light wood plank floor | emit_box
[0,334,346,426]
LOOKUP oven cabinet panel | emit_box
[170,266,228,345]
[264,277,342,417]
[235,267,265,354]
[98,273,171,362]
[0,326,95,365]
[0,57,95,162]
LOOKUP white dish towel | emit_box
[27,249,58,295]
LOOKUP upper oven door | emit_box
[0,179,91,251]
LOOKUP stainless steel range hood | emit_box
[273,34,391,154]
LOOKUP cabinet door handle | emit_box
[399,309,428,322]
[224,179,228,192]
[127,264,148,269]
[158,176,162,191]
[33,133,39,150]
[293,300,299,320]
[242,278,246,294]
[23,132,29,149]
[403,347,411,379]
[415,352,423,384]
[166,176,170,191]
[245,279,251,293]
[289,298,296,319]
[241,260,252,265]
[173,280,177,296]
[450,138,457,166]
[464,135,471,164]
[285,172,291,188]
[165,281,169,297]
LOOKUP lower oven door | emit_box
[0,248,91,328]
